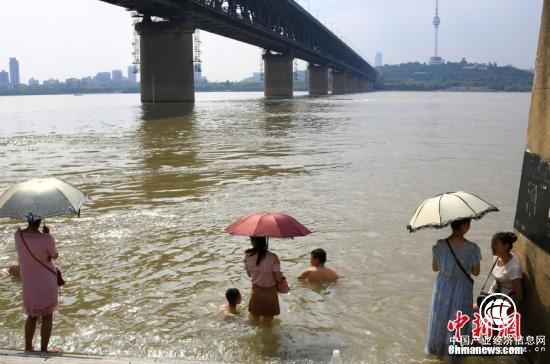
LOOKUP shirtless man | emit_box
[297,248,339,283]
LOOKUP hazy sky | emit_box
[0,0,543,82]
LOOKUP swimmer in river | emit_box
[218,288,242,316]
[297,248,339,283]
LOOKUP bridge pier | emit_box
[358,78,366,93]
[360,78,370,92]
[263,52,293,97]
[136,20,195,103]
[331,70,348,94]
[346,74,358,93]
[308,64,329,96]
[513,1,550,362]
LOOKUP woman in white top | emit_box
[489,232,523,302]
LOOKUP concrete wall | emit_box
[513,1,550,362]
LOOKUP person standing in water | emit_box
[15,216,61,353]
[244,236,284,325]
[426,218,481,357]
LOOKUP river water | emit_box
[0,91,530,363]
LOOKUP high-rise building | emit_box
[429,0,444,65]
[28,78,39,87]
[127,65,137,83]
[375,52,383,67]
[95,72,111,85]
[9,57,20,86]
[0,70,9,88]
[112,70,123,83]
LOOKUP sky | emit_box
[0,0,544,82]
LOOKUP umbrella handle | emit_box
[42,219,49,234]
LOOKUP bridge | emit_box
[100,0,377,102]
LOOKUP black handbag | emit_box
[476,259,498,307]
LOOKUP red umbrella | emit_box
[224,212,312,238]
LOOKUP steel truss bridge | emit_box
[100,0,377,81]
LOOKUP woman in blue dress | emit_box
[426,218,481,356]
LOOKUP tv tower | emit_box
[429,0,444,65]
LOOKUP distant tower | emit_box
[9,58,20,86]
[429,0,444,65]
[375,51,383,67]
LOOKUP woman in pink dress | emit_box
[14,217,60,352]
[244,236,284,325]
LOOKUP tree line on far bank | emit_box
[374,60,534,92]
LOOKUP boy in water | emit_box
[298,248,339,283]
[219,288,242,315]
[8,264,20,279]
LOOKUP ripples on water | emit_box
[0,92,530,363]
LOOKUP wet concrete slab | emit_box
[0,350,222,364]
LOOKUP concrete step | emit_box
[0,350,222,364]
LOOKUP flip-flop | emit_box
[41,347,63,354]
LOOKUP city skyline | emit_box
[0,59,138,86]
[0,0,543,82]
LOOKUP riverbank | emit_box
[0,349,221,364]
[375,61,534,92]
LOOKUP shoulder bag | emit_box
[277,277,289,293]
[476,259,498,307]
[19,230,65,286]
[445,238,474,285]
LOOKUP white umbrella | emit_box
[407,191,498,233]
[0,177,88,221]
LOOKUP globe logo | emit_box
[479,293,517,330]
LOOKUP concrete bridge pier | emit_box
[308,64,329,95]
[263,52,293,97]
[360,78,369,92]
[331,70,348,94]
[345,73,356,93]
[365,78,373,92]
[136,20,195,103]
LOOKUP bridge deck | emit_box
[100,0,376,80]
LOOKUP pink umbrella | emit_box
[224,212,312,238]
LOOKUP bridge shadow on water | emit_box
[137,102,209,204]
[134,96,341,211]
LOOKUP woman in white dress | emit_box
[490,232,523,302]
